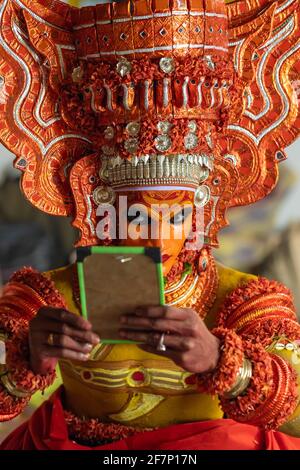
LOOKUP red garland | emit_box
[239,317,300,349]
[5,329,56,395]
[219,342,298,430]
[0,268,67,420]
[197,327,244,395]
[0,384,29,423]
[0,310,28,338]
[217,277,295,328]
[64,410,154,446]
[9,267,67,311]
[73,54,235,86]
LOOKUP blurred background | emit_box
[0,145,76,287]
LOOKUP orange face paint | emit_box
[117,190,194,276]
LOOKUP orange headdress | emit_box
[0,0,299,246]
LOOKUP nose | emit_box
[144,238,161,248]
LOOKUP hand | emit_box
[119,306,220,374]
[29,307,100,375]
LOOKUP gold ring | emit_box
[47,333,55,346]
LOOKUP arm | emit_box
[119,276,300,434]
[199,277,300,433]
[0,268,65,421]
[0,266,99,422]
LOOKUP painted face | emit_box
[117,190,194,276]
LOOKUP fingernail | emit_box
[83,343,93,351]
[92,335,100,344]
[80,353,90,360]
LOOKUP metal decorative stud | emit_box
[184,133,198,150]
[72,66,84,83]
[104,126,115,140]
[194,185,211,208]
[204,55,215,70]
[99,164,110,183]
[89,175,97,184]
[187,120,197,133]
[93,186,116,206]
[224,154,238,166]
[157,121,172,134]
[116,57,132,77]
[126,121,140,137]
[154,135,172,152]
[206,132,213,150]
[124,138,139,154]
[159,57,175,75]
[101,145,115,156]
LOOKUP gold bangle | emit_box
[223,358,252,399]
[0,330,8,342]
[0,372,32,399]
[0,364,7,377]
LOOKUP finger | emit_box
[33,319,100,344]
[39,308,92,331]
[120,315,183,335]
[119,329,192,351]
[43,333,94,353]
[134,306,189,321]
[41,346,90,362]
[139,344,184,363]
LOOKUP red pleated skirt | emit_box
[2,388,300,450]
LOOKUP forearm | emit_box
[0,267,66,421]
[199,278,300,432]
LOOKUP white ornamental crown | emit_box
[93,152,214,207]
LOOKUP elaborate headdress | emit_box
[0,0,299,246]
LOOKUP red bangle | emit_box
[0,307,28,338]
[9,267,67,310]
[0,382,29,422]
[219,341,298,429]
[5,329,56,396]
[197,327,244,395]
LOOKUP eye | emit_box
[170,208,192,225]
[127,211,151,225]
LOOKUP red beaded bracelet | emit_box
[197,327,244,395]
[4,329,56,396]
